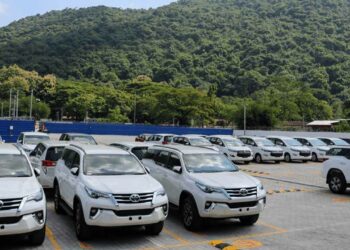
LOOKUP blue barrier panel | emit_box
[0,120,35,143]
[44,122,233,136]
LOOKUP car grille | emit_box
[112,193,153,204]
[113,208,154,217]
[270,152,283,157]
[0,198,22,211]
[227,201,258,209]
[237,151,251,158]
[299,151,311,157]
[224,187,257,197]
[0,216,23,224]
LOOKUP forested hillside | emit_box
[1,0,350,126]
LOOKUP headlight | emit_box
[155,188,166,197]
[27,189,44,202]
[291,148,300,152]
[258,183,264,190]
[85,186,111,199]
[195,182,222,193]
[262,149,271,152]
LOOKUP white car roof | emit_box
[266,136,294,140]
[69,144,129,155]
[39,141,70,147]
[151,144,218,154]
[209,135,236,139]
[176,135,207,139]
[154,134,176,136]
[239,136,267,140]
[22,132,49,136]
[111,142,153,147]
[64,133,92,136]
[0,144,22,155]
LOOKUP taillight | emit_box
[162,141,168,145]
[42,160,56,167]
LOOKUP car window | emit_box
[46,147,65,161]
[167,153,181,169]
[131,147,148,160]
[24,135,50,145]
[275,139,285,146]
[71,135,97,145]
[36,143,46,157]
[183,153,239,173]
[327,148,350,158]
[239,138,247,144]
[18,133,24,144]
[154,151,169,167]
[62,149,77,169]
[164,136,173,143]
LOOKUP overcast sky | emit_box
[0,0,176,27]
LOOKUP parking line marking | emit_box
[266,188,311,195]
[163,227,189,244]
[46,226,61,250]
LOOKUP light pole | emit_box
[9,89,12,117]
[243,104,246,135]
[133,91,137,124]
[29,89,33,119]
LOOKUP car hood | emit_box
[0,177,40,199]
[195,145,220,151]
[317,146,330,151]
[189,171,259,189]
[291,146,310,152]
[228,146,251,152]
[83,174,162,194]
[262,146,283,152]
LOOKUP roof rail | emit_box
[70,144,87,154]
[153,144,183,153]
[13,144,24,155]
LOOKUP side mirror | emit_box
[70,167,79,176]
[34,168,40,177]
[172,166,182,174]
[145,167,150,173]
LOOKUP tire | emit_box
[28,226,46,246]
[239,214,259,226]
[75,201,92,241]
[328,171,347,194]
[181,196,202,231]
[255,154,262,163]
[244,161,250,165]
[284,153,291,162]
[145,221,164,235]
[311,153,318,162]
[54,184,65,214]
[302,160,308,163]
[275,161,280,164]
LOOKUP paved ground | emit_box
[1,160,350,250]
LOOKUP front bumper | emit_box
[290,152,311,161]
[261,153,284,161]
[0,199,46,236]
[200,198,266,219]
[229,154,254,162]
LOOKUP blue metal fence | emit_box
[44,122,233,136]
[0,120,35,143]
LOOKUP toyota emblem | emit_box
[239,188,248,196]
[129,194,140,203]
[0,200,3,208]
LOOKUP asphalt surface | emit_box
[1,159,350,250]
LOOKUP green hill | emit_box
[0,0,350,119]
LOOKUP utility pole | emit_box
[243,104,247,135]
[29,89,33,119]
[16,90,19,118]
[1,102,3,118]
[9,89,12,117]
[133,92,137,124]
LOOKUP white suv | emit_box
[17,132,50,154]
[0,144,46,245]
[30,142,68,189]
[207,135,253,164]
[172,135,219,152]
[54,144,168,240]
[239,136,284,163]
[267,136,311,162]
[294,137,330,162]
[322,147,350,194]
[142,145,266,231]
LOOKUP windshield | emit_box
[24,135,50,145]
[84,154,146,175]
[283,138,302,146]
[71,136,97,145]
[189,138,211,146]
[0,155,32,177]
[332,139,349,146]
[255,138,275,147]
[308,138,327,147]
[223,139,244,147]
[183,154,239,173]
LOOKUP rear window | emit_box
[131,147,148,160]
[46,147,65,161]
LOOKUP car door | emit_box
[30,143,46,172]
[163,153,183,204]
[65,151,81,207]
[152,151,170,183]
[59,149,76,204]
